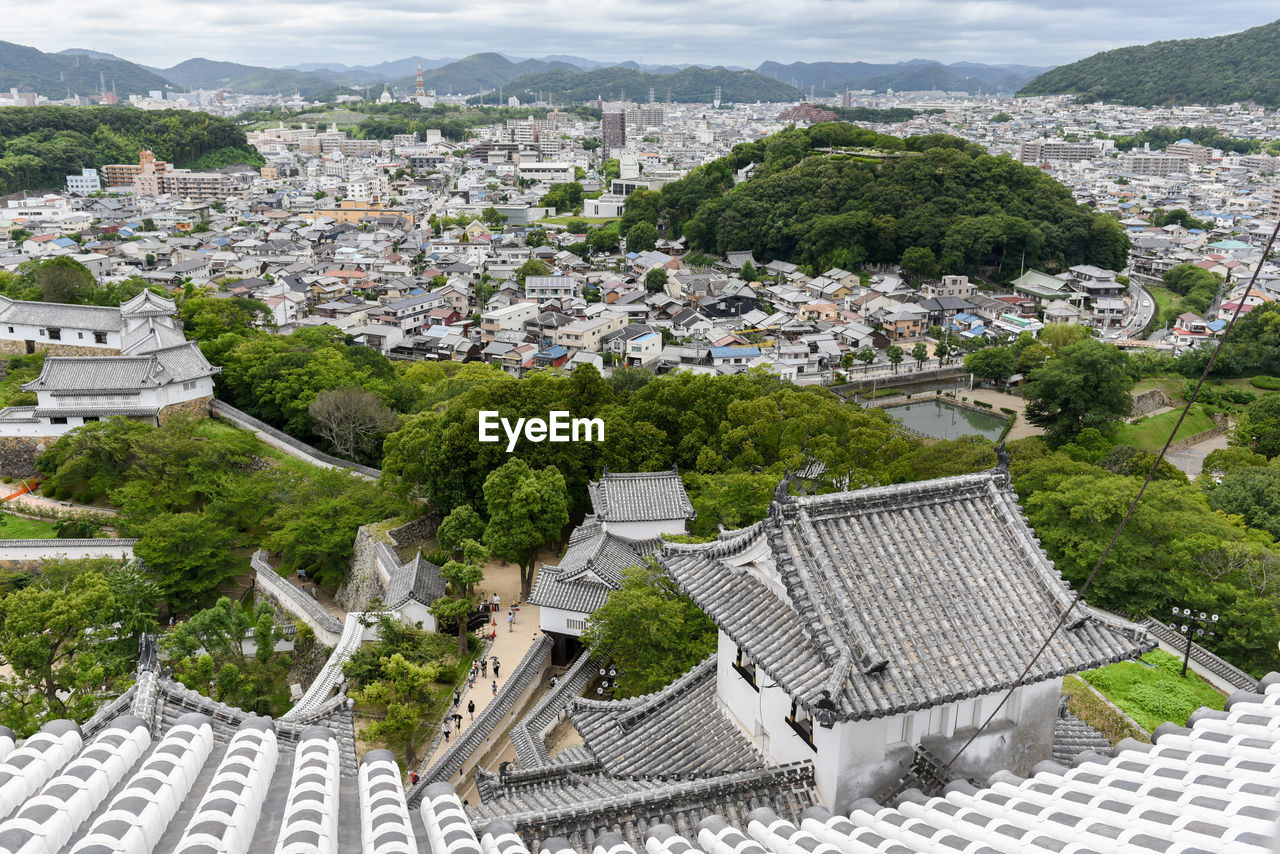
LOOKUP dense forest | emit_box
[339,102,601,143]
[0,106,263,194]
[1019,18,1280,106]
[625,123,1130,276]
[0,41,173,98]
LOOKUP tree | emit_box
[431,539,487,655]
[1206,467,1280,538]
[581,562,717,697]
[0,562,138,733]
[900,246,939,282]
[625,221,658,254]
[349,652,441,766]
[133,512,244,614]
[34,255,94,303]
[739,260,759,282]
[515,259,551,286]
[480,206,508,226]
[1234,392,1280,458]
[1024,339,1134,445]
[886,344,904,373]
[964,346,1016,383]
[856,346,876,367]
[524,228,549,247]
[911,341,929,369]
[142,218,157,232]
[482,458,569,600]
[539,182,584,214]
[644,268,669,293]
[308,387,401,463]
[436,505,484,555]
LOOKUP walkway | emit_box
[955,388,1042,441]
[1166,432,1231,479]
[416,554,549,771]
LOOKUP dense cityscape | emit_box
[0,7,1277,853]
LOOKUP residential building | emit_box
[65,168,101,195]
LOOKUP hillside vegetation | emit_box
[1019,19,1280,106]
[629,123,1129,276]
[0,40,173,98]
[484,65,801,104]
[0,106,262,194]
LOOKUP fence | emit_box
[210,399,381,480]
[251,550,343,647]
[1139,617,1259,691]
[281,611,386,722]
[0,538,136,561]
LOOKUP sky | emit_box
[8,0,1280,70]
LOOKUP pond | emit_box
[885,399,1008,441]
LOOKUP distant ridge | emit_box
[0,41,173,98]
[755,59,1048,95]
[1018,18,1280,106]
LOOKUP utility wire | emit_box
[940,213,1280,777]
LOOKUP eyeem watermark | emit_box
[479,410,604,452]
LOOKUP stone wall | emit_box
[336,524,389,613]
[158,395,213,424]
[286,624,334,693]
[1131,388,1172,418]
[0,435,55,477]
[0,340,121,357]
[387,512,442,550]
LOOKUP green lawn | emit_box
[1146,285,1193,327]
[0,512,59,539]
[1081,649,1226,731]
[1113,402,1217,451]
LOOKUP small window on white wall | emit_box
[891,714,912,745]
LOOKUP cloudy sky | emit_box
[10,0,1279,69]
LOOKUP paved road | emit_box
[1166,433,1231,480]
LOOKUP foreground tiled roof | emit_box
[25,342,219,393]
[660,467,1153,723]
[0,666,1274,852]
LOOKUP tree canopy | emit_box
[1024,339,1134,445]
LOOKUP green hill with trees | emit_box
[0,41,174,98]
[474,65,801,105]
[0,106,262,194]
[1018,18,1280,106]
[624,123,1129,276]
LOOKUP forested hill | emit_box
[0,107,262,194]
[0,41,174,99]
[473,65,801,104]
[1018,19,1280,106]
[625,124,1129,277]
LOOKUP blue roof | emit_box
[1206,319,1228,331]
[951,313,980,324]
[710,346,762,358]
[52,237,76,247]
[1176,138,1193,144]
[541,345,569,358]
[961,324,987,338]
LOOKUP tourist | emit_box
[493,592,500,610]
[467,699,475,720]
[492,658,500,679]
[507,610,515,632]
[410,772,419,785]
[453,689,461,707]
[480,658,487,677]
[442,720,451,743]
[491,680,497,696]
[453,712,463,732]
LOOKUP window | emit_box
[83,416,99,423]
[182,381,197,391]
[93,332,107,344]
[891,714,913,746]
[51,417,68,425]
[6,327,12,333]
[787,700,816,750]
[77,332,84,339]
[733,646,758,691]
[46,328,61,340]
[566,618,586,632]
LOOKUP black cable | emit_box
[940,213,1280,777]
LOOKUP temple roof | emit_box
[588,469,695,523]
[660,467,1152,723]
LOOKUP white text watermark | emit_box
[478,410,604,452]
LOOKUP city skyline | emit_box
[6,0,1279,71]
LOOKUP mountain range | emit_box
[755,60,1049,96]
[0,40,1050,103]
[1018,18,1280,107]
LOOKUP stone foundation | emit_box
[335,524,389,613]
[0,340,121,357]
[388,511,442,549]
[158,395,214,424]
[0,435,55,477]
[1131,388,1172,418]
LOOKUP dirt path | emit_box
[950,389,1043,441]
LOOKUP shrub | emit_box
[1250,375,1280,390]
[1,476,10,484]
[54,486,71,501]
[999,407,1016,415]
[72,492,91,505]
[1220,387,1257,405]
[972,399,994,409]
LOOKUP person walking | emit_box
[491,680,497,696]
[410,772,419,785]
[467,699,475,720]
[493,592,500,611]
[492,658,500,679]
[453,712,463,732]
[480,658,487,678]
[507,610,515,632]
[453,689,461,707]
[442,719,451,743]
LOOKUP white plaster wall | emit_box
[539,606,587,637]
[606,518,685,540]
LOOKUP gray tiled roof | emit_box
[588,469,695,522]
[528,519,660,613]
[0,295,122,330]
[407,551,446,605]
[570,655,764,778]
[660,467,1153,723]
[25,342,218,393]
